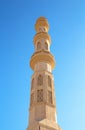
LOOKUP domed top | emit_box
[35,16,49,33]
[36,17,48,21]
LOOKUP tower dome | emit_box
[35,17,49,33]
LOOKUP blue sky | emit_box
[0,0,85,130]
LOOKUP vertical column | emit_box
[27,17,60,130]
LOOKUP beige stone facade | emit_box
[27,17,61,130]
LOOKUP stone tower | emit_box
[27,17,61,130]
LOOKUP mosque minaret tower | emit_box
[27,17,62,130]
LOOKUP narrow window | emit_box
[39,126,40,130]
[37,42,41,50]
[48,76,52,87]
[31,78,34,90]
[43,28,46,32]
[37,89,43,102]
[45,42,48,50]
[37,75,43,86]
[39,28,42,32]
[48,91,52,104]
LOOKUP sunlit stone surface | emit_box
[26,17,62,130]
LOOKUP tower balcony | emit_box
[34,32,51,45]
[30,50,55,70]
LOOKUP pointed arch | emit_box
[37,42,41,50]
[45,42,48,50]
[48,75,52,87]
[37,74,43,86]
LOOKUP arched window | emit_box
[43,28,46,32]
[31,78,34,90]
[48,76,52,87]
[39,27,42,32]
[45,42,48,50]
[37,75,43,86]
[37,42,41,50]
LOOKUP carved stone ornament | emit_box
[37,89,43,102]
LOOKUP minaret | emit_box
[27,17,61,130]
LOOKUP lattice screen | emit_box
[37,75,43,86]
[37,89,43,102]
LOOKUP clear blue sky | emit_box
[0,0,85,130]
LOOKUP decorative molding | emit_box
[30,50,55,70]
[34,32,51,45]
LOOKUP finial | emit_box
[35,16,49,33]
